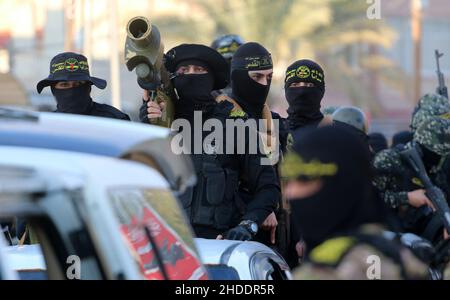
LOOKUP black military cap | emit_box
[284,59,325,91]
[164,44,229,90]
[37,52,107,93]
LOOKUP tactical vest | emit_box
[177,104,245,231]
[178,153,243,230]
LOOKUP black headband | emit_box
[284,62,325,90]
[231,55,273,71]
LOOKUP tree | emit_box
[135,0,404,116]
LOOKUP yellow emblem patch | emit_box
[412,177,424,187]
[64,58,80,72]
[229,109,246,118]
[297,65,311,79]
[310,237,357,265]
[281,152,338,179]
[439,112,450,120]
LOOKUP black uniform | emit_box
[369,132,388,154]
[227,42,289,248]
[284,126,428,280]
[55,99,130,121]
[140,44,280,241]
[283,59,327,266]
[177,100,280,239]
[284,59,326,132]
[37,52,130,121]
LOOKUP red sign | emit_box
[120,205,207,280]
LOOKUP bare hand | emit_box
[261,212,278,244]
[407,189,435,210]
[295,240,306,260]
[216,235,224,240]
[145,99,166,119]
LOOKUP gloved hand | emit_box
[224,225,253,241]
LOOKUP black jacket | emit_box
[144,100,280,235]
[57,101,130,121]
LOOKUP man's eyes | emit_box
[194,67,206,72]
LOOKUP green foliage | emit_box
[145,0,404,116]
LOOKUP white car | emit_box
[0,109,292,280]
[195,239,292,280]
[0,146,207,280]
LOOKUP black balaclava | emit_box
[51,83,93,114]
[283,126,384,252]
[172,60,215,119]
[231,42,273,118]
[369,132,388,154]
[284,59,325,131]
[392,130,413,148]
[421,144,442,171]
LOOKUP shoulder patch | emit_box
[286,133,294,152]
[229,109,246,118]
[411,177,424,187]
[309,237,357,266]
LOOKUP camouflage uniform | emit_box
[373,117,450,230]
[294,225,429,280]
[410,93,450,131]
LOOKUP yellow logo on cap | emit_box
[51,62,65,74]
[297,66,311,79]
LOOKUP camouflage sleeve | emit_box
[372,150,409,209]
[294,245,402,280]
[294,263,337,280]
[372,175,409,208]
[294,245,428,280]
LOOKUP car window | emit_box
[2,191,106,280]
[205,265,240,280]
[109,188,208,280]
[14,218,68,280]
[250,254,290,280]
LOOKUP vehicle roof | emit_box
[0,109,169,157]
[0,146,169,193]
